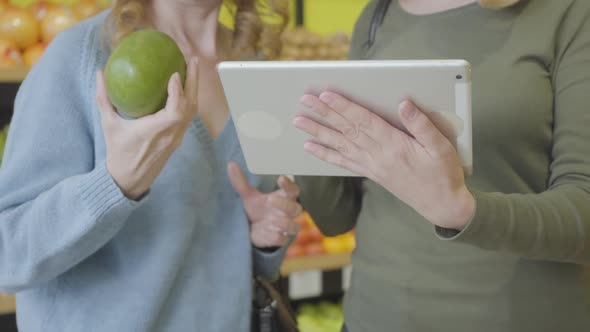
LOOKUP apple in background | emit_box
[294,213,308,227]
[294,228,313,246]
[0,6,39,49]
[307,227,323,242]
[286,244,305,258]
[23,42,45,67]
[304,242,326,256]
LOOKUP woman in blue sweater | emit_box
[0,1,299,331]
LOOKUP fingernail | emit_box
[303,141,315,152]
[300,95,315,108]
[400,101,417,120]
[169,74,179,92]
[319,92,335,106]
[293,117,305,127]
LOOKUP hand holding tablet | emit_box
[217,60,473,176]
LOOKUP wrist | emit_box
[435,186,475,230]
[106,164,146,201]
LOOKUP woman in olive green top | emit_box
[294,0,590,331]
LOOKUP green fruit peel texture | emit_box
[105,29,187,118]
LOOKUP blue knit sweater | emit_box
[0,12,286,332]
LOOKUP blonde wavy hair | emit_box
[102,0,289,60]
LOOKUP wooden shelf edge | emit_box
[0,67,29,83]
[280,252,351,275]
[0,294,16,315]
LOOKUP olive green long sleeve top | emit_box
[297,1,590,331]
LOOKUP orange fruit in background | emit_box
[40,5,78,43]
[23,42,45,67]
[73,0,100,20]
[31,1,53,20]
[0,37,17,51]
[0,38,22,67]
[0,6,39,49]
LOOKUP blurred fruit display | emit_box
[280,28,351,61]
[0,6,39,49]
[0,37,22,66]
[0,0,350,71]
[0,124,9,164]
[0,0,105,68]
[287,211,355,260]
[39,4,77,43]
[297,301,344,332]
[22,40,44,65]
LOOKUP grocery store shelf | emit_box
[280,252,351,276]
[0,295,15,315]
[0,67,28,84]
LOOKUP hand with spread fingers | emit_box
[293,91,474,230]
[227,162,302,248]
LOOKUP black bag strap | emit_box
[368,0,392,48]
[253,275,299,332]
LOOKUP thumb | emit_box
[277,176,300,200]
[399,100,452,154]
[227,161,256,198]
[95,71,119,125]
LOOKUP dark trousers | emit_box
[341,324,349,332]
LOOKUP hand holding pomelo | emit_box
[104,29,187,118]
[96,55,199,200]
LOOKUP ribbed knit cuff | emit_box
[252,238,292,280]
[78,162,148,220]
[435,190,489,242]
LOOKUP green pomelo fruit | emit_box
[105,29,186,118]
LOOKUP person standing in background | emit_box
[296,0,590,331]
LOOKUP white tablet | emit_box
[218,60,472,176]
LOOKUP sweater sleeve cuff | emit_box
[435,190,490,243]
[252,240,291,280]
[78,162,149,220]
